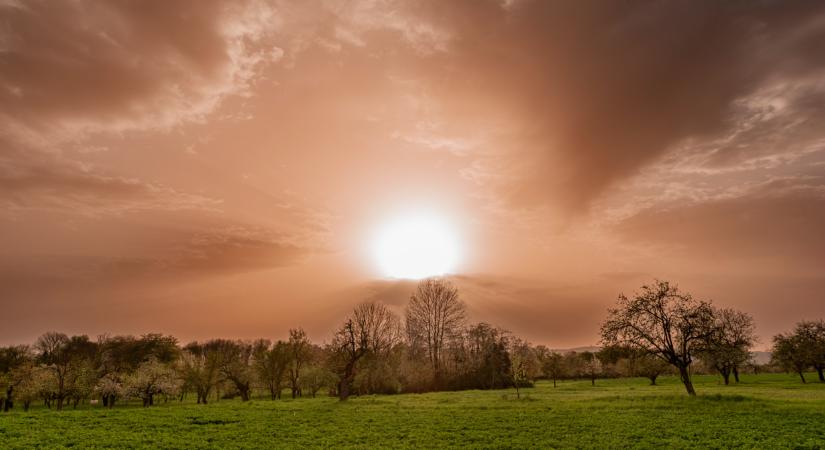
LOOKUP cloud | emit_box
[374,0,825,211]
[0,0,278,144]
[615,176,825,269]
[0,143,222,217]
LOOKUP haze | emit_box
[2,0,825,349]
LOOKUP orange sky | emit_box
[2,0,825,349]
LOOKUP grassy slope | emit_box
[1,373,824,449]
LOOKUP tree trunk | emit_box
[798,370,807,383]
[733,366,740,383]
[678,365,696,396]
[553,377,557,388]
[591,376,595,387]
[4,386,13,411]
[816,365,824,382]
[722,371,730,385]
[649,375,658,386]
[56,397,64,411]
[102,395,109,408]
[339,360,356,401]
[24,400,30,412]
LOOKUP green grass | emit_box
[2,373,825,448]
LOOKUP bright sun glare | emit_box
[372,214,460,279]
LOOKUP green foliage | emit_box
[1,373,824,448]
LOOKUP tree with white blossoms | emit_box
[508,338,536,399]
[123,357,180,407]
[94,374,124,409]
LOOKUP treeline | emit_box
[0,279,823,411]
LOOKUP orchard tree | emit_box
[287,328,313,398]
[579,351,602,387]
[35,333,97,410]
[123,357,179,407]
[539,350,566,388]
[772,329,814,383]
[795,321,825,382]
[179,342,220,404]
[601,280,715,395]
[405,278,466,386]
[252,339,290,400]
[332,302,401,400]
[212,340,254,401]
[0,345,32,412]
[699,308,756,384]
[508,338,536,399]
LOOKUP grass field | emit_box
[1,373,824,449]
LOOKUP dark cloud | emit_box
[398,0,825,210]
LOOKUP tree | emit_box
[405,278,466,386]
[0,345,32,412]
[94,374,124,408]
[35,332,97,410]
[252,339,290,400]
[300,364,335,398]
[579,351,602,386]
[331,302,401,400]
[453,323,512,390]
[699,308,756,385]
[601,280,715,395]
[508,338,536,398]
[772,331,813,383]
[795,321,825,382]
[179,342,220,404]
[539,350,566,388]
[123,357,179,407]
[287,328,313,398]
[211,340,254,401]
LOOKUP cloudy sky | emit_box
[2,0,824,348]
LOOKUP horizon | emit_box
[2,0,825,350]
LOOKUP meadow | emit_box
[1,373,824,449]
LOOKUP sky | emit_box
[2,0,825,349]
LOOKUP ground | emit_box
[1,373,824,449]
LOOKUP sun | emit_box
[372,214,460,279]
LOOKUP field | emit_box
[1,373,824,449]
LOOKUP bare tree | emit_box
[699,308,756,384]
[405,278,466,386]
[287,328,312,398]
[332,302,401,400]
[252,339,290,400]
[211,340,254,401]
[601,280,715,395]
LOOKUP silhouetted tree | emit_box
[699,308,756,384]
[180,342,220,404]
[252,339,290,400]
[538,348,565,388]
[287,328,312,398]
[601,280,715,395]
[332,302,401,400]
[405,278,466,387]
